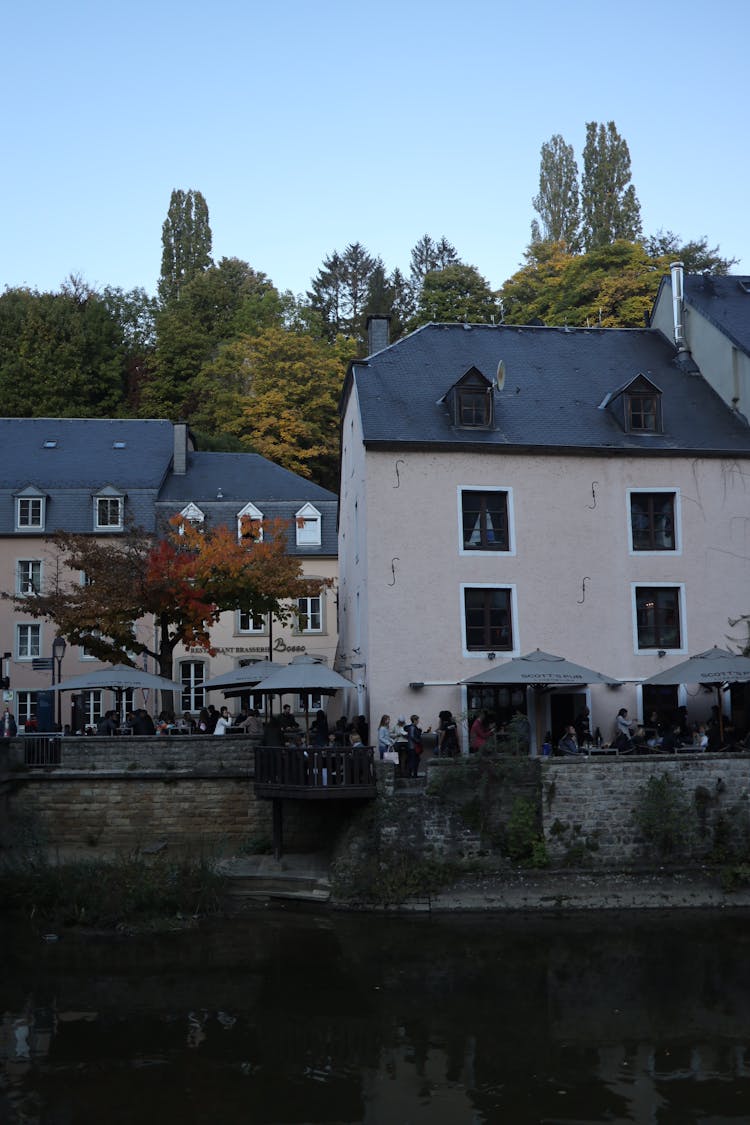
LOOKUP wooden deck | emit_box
[253,745,377,800]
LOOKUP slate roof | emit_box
[0,418,174,533]
[682,274,750,357]
[155,452,338,557]
[347,323,750,456]
[0,418,174,489]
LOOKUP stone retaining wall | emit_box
[542,753,750,864]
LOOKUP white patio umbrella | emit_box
[48,664,183,694]
[462,649,620,686]
[48,664,183,725]
[251,656,356,739]
[201,661,277,698]
[461,649,620,751]
[642,646,750,739]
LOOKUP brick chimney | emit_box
[366,314,391,356]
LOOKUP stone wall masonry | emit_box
[542,753,750,865]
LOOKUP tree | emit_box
[158,189,213,305]
[142,257,284,419]
[530,134,581,251]
[642,230,737,275]
[409,234,460,293]
[10,518,320,682]
[581,121,642,249]
[191,326,356,490]
[414,264,500,326]
[307,242,381,342]
[500,240,669,328]
[0,281,127,417]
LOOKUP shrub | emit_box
[633,772,695,860]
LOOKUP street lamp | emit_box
[52,636,67,731]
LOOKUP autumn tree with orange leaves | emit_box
[10,516,323,681]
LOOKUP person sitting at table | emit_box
[97,709,119,736]
[557,725,579,755]
[132,708,155,735]
[213,706,232,736]
[279,704,300,731]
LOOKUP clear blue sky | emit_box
[2,0,748,300]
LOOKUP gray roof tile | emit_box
[349,323,750,455]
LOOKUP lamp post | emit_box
[52,636,66,731]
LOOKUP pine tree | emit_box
[580,122,641,250]
[531,134,581,251]
[158,189,213,305]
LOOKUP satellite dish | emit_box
[495,360,506,391]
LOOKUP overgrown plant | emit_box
[633,772,695,860]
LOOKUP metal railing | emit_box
[22,735,62,767]
[254,745,376,797]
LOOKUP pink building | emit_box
[336,294,750,753]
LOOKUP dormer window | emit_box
[444,367,494,430]
[15,488,46,532]
[94,487,124,531]
[603,373,664,436]
[238,502,263,542]
[295,503,321,546]
[627,390,661,433]
[179,503,205,534]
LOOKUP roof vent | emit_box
[113,441,126,449]
[738,278,750,294]
[42,440,57,449]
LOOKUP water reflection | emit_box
[2,910,750,1123]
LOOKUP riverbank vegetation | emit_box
[0,851,227,931]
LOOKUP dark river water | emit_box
[3,907,750,1124]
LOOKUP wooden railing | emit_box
[254,745,377,799]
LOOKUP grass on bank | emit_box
[0,851,227,930]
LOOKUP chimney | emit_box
[366,314,391,356]
[670,261,686,350]
[173,421,188,475]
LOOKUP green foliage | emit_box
[531,133,581,251]
[581,121,642,249]
[642,230,737,275]
[633,772,695,860]
[144,257,285,419]
[158,188,213,305]
[0,852,226,928]
[500,239,665,329]
[307,242,381,344]
[190,326,356,491]
[332,846,459,906]
[505,797,548,866]
[0,280,128,417]
[414,263,500,327]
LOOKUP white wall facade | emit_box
[337,433,750,750]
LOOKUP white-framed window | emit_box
[180,661,206,712]
[16,495,45,531]
[16,559,42,594]
[295,503,321,546]
[238,610,267,634]
[16,691,38,727]
[17,623,41,660]
[296,595,323,634]
[628,489,680,554]
[80,691,103,729]
[237,502,263,542]
[80,629,102,660]
[179,502,205,530]
[632,583,686,653]
[460,584,518,658]
[299,692,323,712]
[458,487,514,554]
[95,494,124,530]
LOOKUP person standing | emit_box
[377,714,393,760]
[405,714,430,777]
[469,711,494,753]
[613,708,636,752]
[1,708,17,738]
[437,710,459,757]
